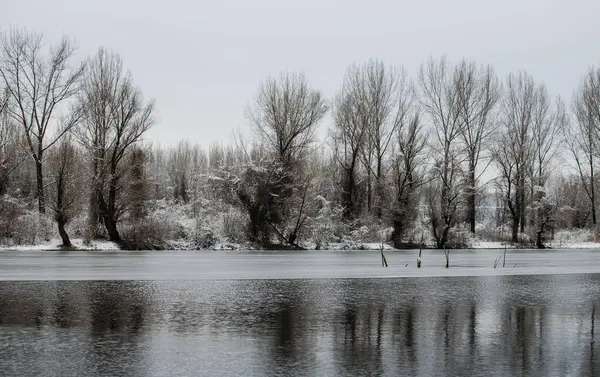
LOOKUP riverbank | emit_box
[1,238,599,251]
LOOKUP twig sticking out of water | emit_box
[494,256,501,268]
[513,263,517,268]
[417,235,423,268]
[444,246,449,268]
[503,246,507,268]
[380,242,388,267]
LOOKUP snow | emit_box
[0,238,120,252]
[1,229,599,252]
[470,241,514,249]
[550,242,600,249]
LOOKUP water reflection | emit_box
[0,276,599,376]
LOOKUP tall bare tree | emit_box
[48,137,80,247]
[359,60,411,217]
[529,98,563,247]
[0,89,20,195]
[493,71,548,243]
[330,66,369,220]
[532,97,562,187]
[390,113,428,247]
[419,56,464,248]
[76,48,155,243]
[455,59,500,233]
[239,71,327,246]
[246,71,328,166]
[566,66,600,225]
[0,29,84,213]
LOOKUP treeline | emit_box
[0,27,598,250]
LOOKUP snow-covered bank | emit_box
[0,238,120,252]
[469,241,600,250]
[2,239,599,251]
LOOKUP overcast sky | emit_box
[2,0,599,148]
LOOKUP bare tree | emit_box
[419,56,464,248]
[246,71,328,166]
[493,71,547,243]
[0,89,21,195]
[358,59,412,217]
[330,69,368,220]
[531,96,561,187]
[48,137,80,247]
[390,113,428,247]
[0,28,84,213]
[455,59,500,233]
[237,71,327,246]
[528,98,563,247]
[567,66,600,226]
[76,48,155,243]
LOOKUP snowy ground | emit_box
[1,238,599,252]
[469,241,515,249]
[0,238,120,252]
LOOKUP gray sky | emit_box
[2,0,599,148]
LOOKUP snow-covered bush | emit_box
[0,195,23,242]
[193,226,217,249]
[222,207,248,243]
[553,228,594,246]
[14,210,54,245]
[445,223,475,249]
[304,195,347,249]
[66,213,89,240]
[120,199,190,247]
[0,196,53,245]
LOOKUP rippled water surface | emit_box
[0,250,599,376]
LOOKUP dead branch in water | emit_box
[444,245,449,268]
[417,234,423,268]
[380,242,388,267]
[494,256,501,268]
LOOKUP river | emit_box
[0,249,598,376]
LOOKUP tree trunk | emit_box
[104,213,121,242]
[104,176,121,242]
[591,166,596,225]
[516,171,525,234]
[342,166,355,219]
[366,168,372,213]
[35,158,45,214]
[88,186,101,239]
[439,225,450,249]
[87,154,102,239]
[58,219,71,247]
[55,171,71,247]
[511,215,519,243]
[468,164,476,233]
[391,218,404,249]
[375,157,383,219]
[535,231,545,249]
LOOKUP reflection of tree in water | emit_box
[391,300,417,374]
[1,277,600,376]
[586,304,599,376]
[84,281,150,377]
[261,280,316,376]
[0,282,88,327]
[333,299,386,376]
[439,299,479,375]
[503,306,543,376]
[88,282,147,334]
[0,281,152,376]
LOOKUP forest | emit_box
[0,28,599,251]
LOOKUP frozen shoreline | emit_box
[1,238,600,252]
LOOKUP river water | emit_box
[0,249,599,376]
